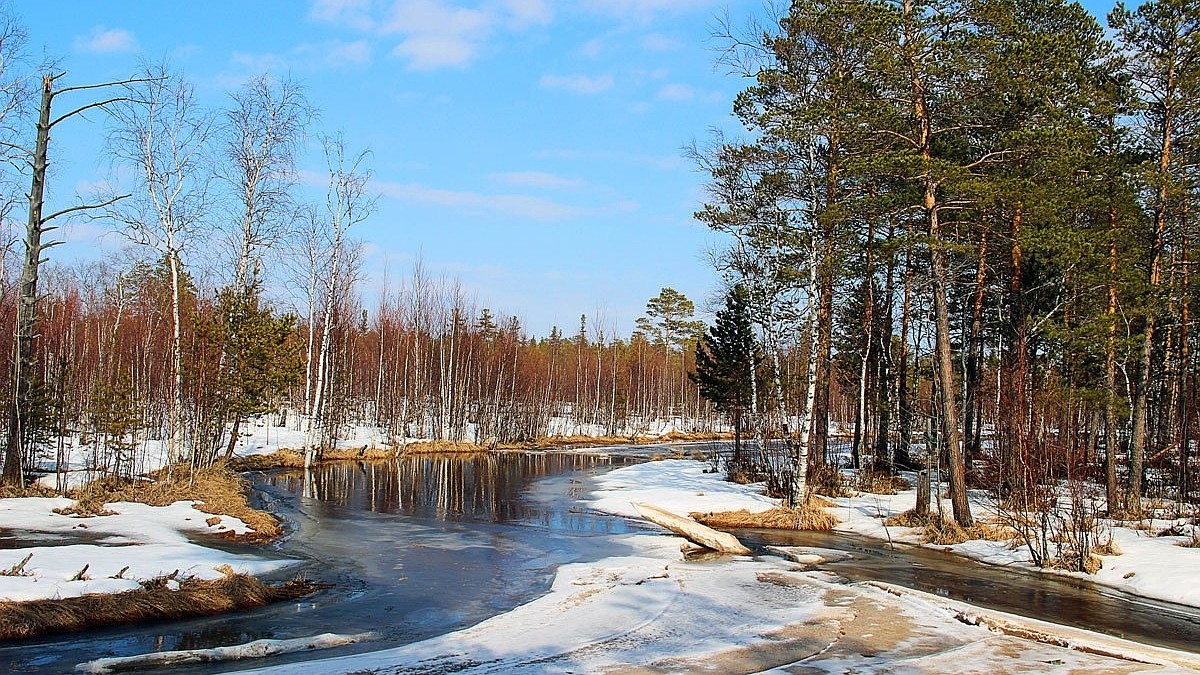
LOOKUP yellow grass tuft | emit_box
[66,464,283,543]
[229,449,306,471]
[692,500,839,532]
[853,469,911,495]
[401,440,487,454]
[883,510,1016,545]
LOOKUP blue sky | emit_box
[19,0,1115,338]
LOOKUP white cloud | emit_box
[382,0,490,69]
[392,33,477,70]
[74,26,137,54]
[230,51,289,74]
[580,0,722,23]
[377,180,582,221]
[539,73,613,95]
[490,171,583,190]
[657,83,695,101]
[375,178,638,221]
[310,0,374,30]
[309,0,550,70]
[495,0,552,27]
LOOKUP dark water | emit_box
[0,452,645,674]
[740,528,1200,654]
[1,446,1198,674]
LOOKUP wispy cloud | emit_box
[377,180,581,221]
[74,26,137,54]
[490,171,583,190]
[375,178,638,221]
[310,0,375,30]
[580,0,722,23]
[227,38,372,79]
[301,39,373,67]
[311,0,552,71]
[539,73,613,95]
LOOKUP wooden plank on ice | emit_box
[632,502,752,555]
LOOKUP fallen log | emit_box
[632,502,752,555]
[76,632,373,673]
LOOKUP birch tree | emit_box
[105,64,213,465]
[305,134,374,466]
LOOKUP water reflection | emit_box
[0,451,644,675]
[264,452,643,534]
[742,528,1200,653]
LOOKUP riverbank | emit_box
[0,464,308,638]
[228,430,727,470]
[221,458,1200,674]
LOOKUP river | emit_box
[1,445,1197,673]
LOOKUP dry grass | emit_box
[0,573,322,640]
[1093,535,1123,556]
[1157,523,1200,548]
[61,464,282,544]
[884,510,1016,545]
[0,483,55,498]
[883,509,934,528]
[1046,553,1103,575]
[692,501,839,532]
[810,465,853,498]
[853,469,911,495]
[323,446,397,461]
[402,440,488,454]
[228,449,306,471]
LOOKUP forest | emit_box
[690,0,1200,530]
[0,4,727,489]
[0,0,1197,541]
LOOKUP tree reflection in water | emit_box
[266,452,643,534]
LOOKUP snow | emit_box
[0,497,296,602]
[224,459,1199,674]
[586,458,779,518]
[6,451,1196,672]
[819,474,1200,609]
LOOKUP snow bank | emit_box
[0,497,295,602]
[587,458,779,518]
[227,460,1197,674]
[825,479,1200,609]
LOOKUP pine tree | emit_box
[691,286,759,465]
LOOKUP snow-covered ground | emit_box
[826,476,1200,609]
[34,413,720,487]
[0,498,295,602]
[7,453,1199,673]
[223,459,1198,674]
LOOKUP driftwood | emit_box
[75,632,373,673]
[632,502,752,555]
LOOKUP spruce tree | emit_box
[691,286,759,465]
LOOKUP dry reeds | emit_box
[0,573,322,640]
[692,501,838,532]
[402,440,488,454]
[228,450,306,471]
[68,465,283,544]
[810,465,853,498]
[853,469,911,495]
[884,510,1016,545]
[0,483,54,499]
